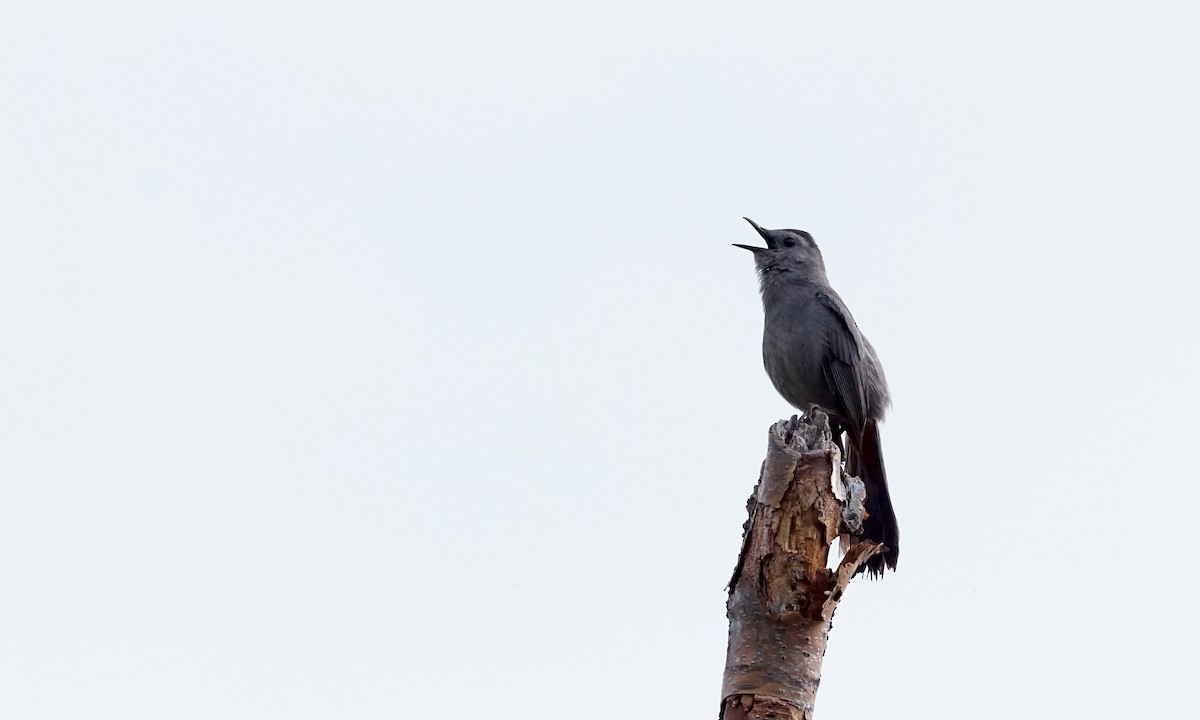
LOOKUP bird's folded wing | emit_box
[816,291,869,431]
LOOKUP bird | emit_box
[735,217,899,577]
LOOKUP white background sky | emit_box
[3,2,1199,718]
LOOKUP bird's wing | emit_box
[816,291,869,431]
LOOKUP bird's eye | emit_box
[782,238,796,248]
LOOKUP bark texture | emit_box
[720,411,883,720]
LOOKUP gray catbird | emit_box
[736,217,899,577]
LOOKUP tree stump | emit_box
[720,411,884,720]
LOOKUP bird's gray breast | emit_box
[760,288,844,414]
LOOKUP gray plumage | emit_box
[736,217,899,576]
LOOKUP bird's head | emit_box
[734,217,827,277]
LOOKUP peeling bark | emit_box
[720,411,883,720]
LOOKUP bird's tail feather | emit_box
[848,420,899,578]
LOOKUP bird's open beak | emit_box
[733,217,774,252]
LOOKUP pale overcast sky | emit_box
[2,2,1198,718]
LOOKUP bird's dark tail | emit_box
[848,419,899,578]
